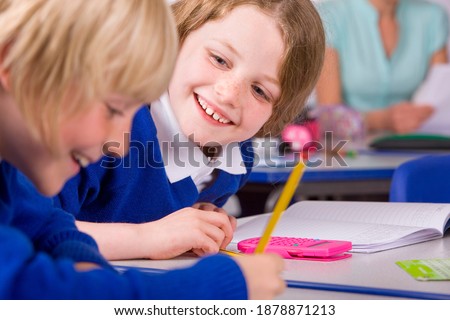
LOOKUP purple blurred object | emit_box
[314,104,365,141]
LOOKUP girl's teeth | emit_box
[197,96,231,124]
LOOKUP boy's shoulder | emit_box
[129,105,158,142]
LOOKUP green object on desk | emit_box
[345,150,358,158]
[396,258,450,281]
[338,149,358,158]
[370,133,450,150]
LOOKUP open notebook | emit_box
[232,201,450,253]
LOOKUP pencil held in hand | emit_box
[254,161,306,254]
[220,249,243,257]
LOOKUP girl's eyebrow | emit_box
[212,39,241,59]
[262,74,280,87]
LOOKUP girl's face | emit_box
[168,5,284,147]
[1,92,140,196]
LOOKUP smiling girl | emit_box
[55,0,325,275]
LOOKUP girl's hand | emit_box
[137,206,235,259]
[192,202,226,213]
[193,201,237,235]
[234,254,286,299]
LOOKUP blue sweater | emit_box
[55,106,254,223]
[0,161,248,299]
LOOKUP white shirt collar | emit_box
[150,93,246,183]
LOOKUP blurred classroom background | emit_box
[231,0,450,217]
[164,0,450,217]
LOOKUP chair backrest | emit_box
[390,154,450,202]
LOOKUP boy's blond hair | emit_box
[0,0,178,147]
[172,0,325,137]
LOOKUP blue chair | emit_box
[390,154,450,203]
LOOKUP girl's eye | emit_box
[211,54,229,68]
[252,85,270,102]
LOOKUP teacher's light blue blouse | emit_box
[318,0,449,112]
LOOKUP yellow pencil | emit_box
[254,161,306,254]
[219,249,243,257]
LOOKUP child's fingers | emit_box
[219,217,237,249]
[193,202,227,214]
[228,215,237,232]
[197,219,229,249]
[181,208,234,252]
[192,202,215,211]
[233,254,286,299]
[200,210,234,247]
[190,225,224,254]
[191,238,219,256]
[192,248,208,256]
[213,206,227,214]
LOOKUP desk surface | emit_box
[280,236,450,299]
[112,230,450,300]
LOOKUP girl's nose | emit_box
[214,77,242,107]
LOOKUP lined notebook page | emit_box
[233,201,450,253]
[284,201,450,229]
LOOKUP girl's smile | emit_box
[195,93,234,125]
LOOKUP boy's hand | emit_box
[234,254,286,299]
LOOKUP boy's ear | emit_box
[0,44,11,91]
[0,68,11,91]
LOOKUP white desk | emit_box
[280,236,450,299]
[112,231,450,300]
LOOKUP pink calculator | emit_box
[237,236,352,261]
